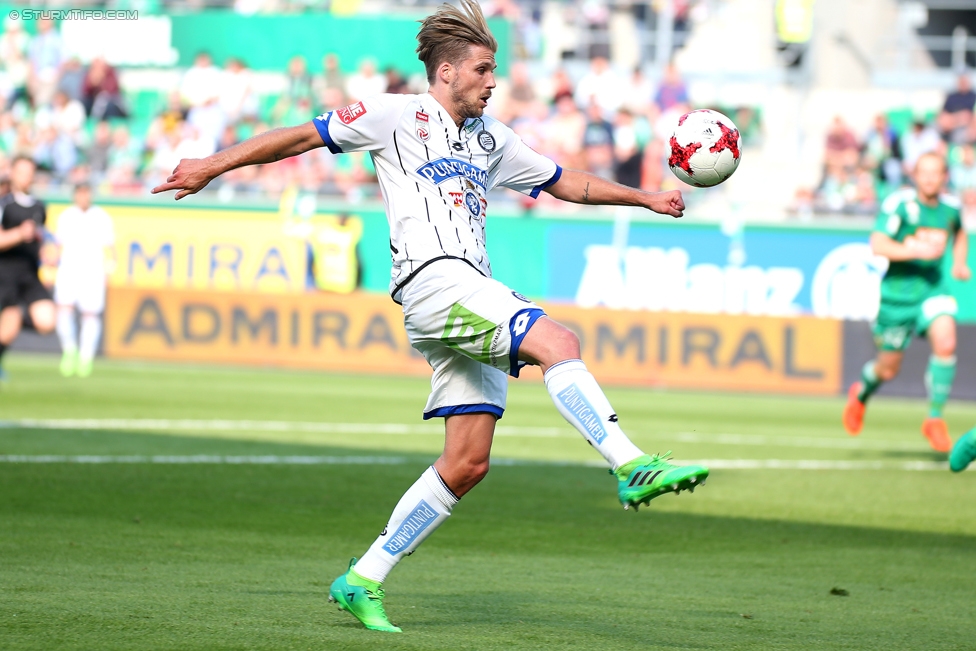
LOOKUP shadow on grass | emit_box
[2,430,975,650]
[1,428,972,555]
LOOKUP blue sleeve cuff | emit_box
[529,164,562,199]
[423,404,504,420]
[313,113,342,154]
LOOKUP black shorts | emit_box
[0,265,52,310]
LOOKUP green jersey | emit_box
[874,189,961,304]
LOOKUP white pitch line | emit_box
[0,419,933,452]
[679,459,947,471]
[0,418,565,438]
[671,431,931,453]
[0,454,407,465]
[0,455,950,471]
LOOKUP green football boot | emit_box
[328,558,401,633]
[949,428,976,473]
[76,356,93,378]
[613,452,709,511]
[60,349,78,377]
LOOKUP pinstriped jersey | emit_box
[313,93,562,301]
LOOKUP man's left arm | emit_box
[952,221,970,281]
[545,168,685,218]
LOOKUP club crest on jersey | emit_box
[416,157,488,189]
[463,190,481,218]
[477,130,496,153]
[336,101,366,124]
[415,111,430,142]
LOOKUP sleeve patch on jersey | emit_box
[313,112,342,154]
[336,102,367,124]
[529,165,563,199]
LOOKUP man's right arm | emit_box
[870,231,942,262]
[0,219,34,252]
[151,122,324,200]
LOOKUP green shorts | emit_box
[872,293,958,351]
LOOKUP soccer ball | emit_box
[666,109,742,187]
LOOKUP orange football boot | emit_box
[921,417,952,453]
[843,382,866,436]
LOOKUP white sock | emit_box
[56,308,77,353]
[352,466,458,584]
[544,359,644,471]
[79,314,102,361]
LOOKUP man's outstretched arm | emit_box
[151,122,324,200]
[870,231,942,262]
[544,168,685,218]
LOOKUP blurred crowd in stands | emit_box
[0,15,760,208]
[807,73,976,224]
[13,10,975,222]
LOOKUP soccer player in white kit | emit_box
[54,183,115,377]
[153,0,709,632]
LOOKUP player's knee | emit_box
[31,312,56,334]
[932,336,956,357]
[877,363,900,382]
[551,326,581,360]
[463,458,490,485]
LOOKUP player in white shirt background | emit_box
[153,0,709,633]
[54,182,115,378]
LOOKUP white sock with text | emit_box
[544,359,644,471]
[352,465,458,584]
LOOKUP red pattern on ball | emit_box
[668,136,702,174]
[709,122,741,160]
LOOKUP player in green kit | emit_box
[844,152,971,451]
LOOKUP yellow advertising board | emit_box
[47,204,319,294]
[105,287,842,395]
[544,304,841,394]
[104,285,425,376]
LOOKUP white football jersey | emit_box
[55,205,115,277]
[313,93,561,301]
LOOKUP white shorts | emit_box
[54,272,106,314]
[399,259,546,420]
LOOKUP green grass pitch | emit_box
[2,353,976,650]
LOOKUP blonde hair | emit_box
[416,0,498,83]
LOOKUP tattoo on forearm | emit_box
[582,182,590,203]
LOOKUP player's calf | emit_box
[336,465,457,632]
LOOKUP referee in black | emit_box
[0,156,55,382]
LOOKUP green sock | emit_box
[925,355,956,418]
[857,361,882,403]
